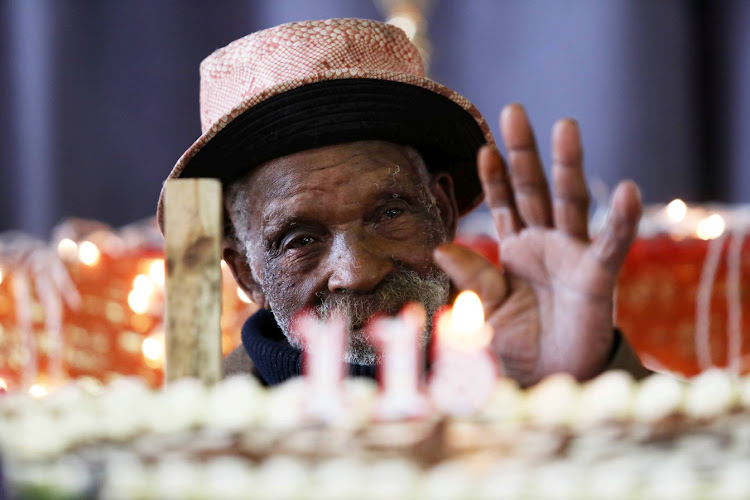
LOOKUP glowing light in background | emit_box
[665,199,687,223]
[696,214,726,240]
[237,287,253,304]
[132,274,154,295]
[387,14,418,39]
[0,377,7,391]
[28,384,48,398]
[148,259,165,287]
[57,238,78,260]
[127,289,150,314]
[78,241,101,266]
[141,331,165,368]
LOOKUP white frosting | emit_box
[586,457,641,499]
[477,462,530,500]
[151,458,200,500]
[632,374,685,422]
[146,378,207,434]
[738,376,750,409]
[576,370,634,426]
[4,411,68,459]
[713,460,750,498]
[524,373,580,427]
[530,462,583,500]
[255,457,309,499]
[308,458,367,500]
[199,457,255,498]
[363,459,420,500]
[260,378,307,429]
[683,368,736,419]
[641,457,699,500]
[99,453,149,500]
[205,374,262,432]
[418,461,474,500]
[478,377,523,425]
[97,376,153,439]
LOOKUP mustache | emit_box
[313,266,450,329]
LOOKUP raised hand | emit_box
[434,103,642,387]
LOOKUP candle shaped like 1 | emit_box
[372,303,432,420]
[298,312,347,423]
[429,290,498,416]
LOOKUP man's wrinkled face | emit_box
[226,141,453,364]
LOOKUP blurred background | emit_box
[1,0,749,237]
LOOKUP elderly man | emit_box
[157,19,649,387]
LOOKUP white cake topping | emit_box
[683,368,736,419]
[146,378,207,434]
[97,376,152,439]
[738,376,750,409]
[309,458,367,500]
[478,376,523,425]
[363,459,420,500]
[632,373,685,422]
[151,457,200,500]
[100,452,149,500]
[199,457,255,498]
[205,374,262,432]
[255,457,309,499]
[641,457,699,500]
[419,461,474,500]
[524,373,580,427]
[576,370,634,426]
[531,462,583,500]
[713,459,750,498]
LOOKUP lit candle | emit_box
[371,303,431,420]
[428,291,498,416]
[298,312,347,422]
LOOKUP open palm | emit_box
[434,104,641,387]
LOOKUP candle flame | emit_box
[451,291,485,335]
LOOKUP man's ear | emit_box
[430,172,459,240]
[222,245,269,309]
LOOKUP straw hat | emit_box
[157,18,494,232]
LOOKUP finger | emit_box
[433,243,509,314]
[500,103,553,227]
[591,180,642,271]
[477,145,520,239]
[551,119,590,241]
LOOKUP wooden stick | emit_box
[164,178,223,385]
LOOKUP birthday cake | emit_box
[3,369,750,499]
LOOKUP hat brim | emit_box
[158,77,492,232]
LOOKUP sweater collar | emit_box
[241,309,377,385]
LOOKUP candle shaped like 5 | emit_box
[429,291,498,416]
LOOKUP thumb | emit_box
[433,243,509,314]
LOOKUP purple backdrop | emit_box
[1,0,748,237]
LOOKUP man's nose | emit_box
[327,232,393,293]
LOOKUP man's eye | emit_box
[286,235,316,249]
[382,207,404,220]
